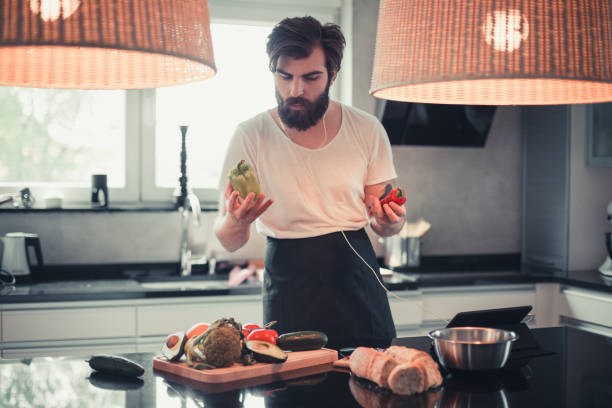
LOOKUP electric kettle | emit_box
[0,232,44,276]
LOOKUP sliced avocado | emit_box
[276,331,328,351]
[246,340,288,363]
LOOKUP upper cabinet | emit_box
[587,103,612,167]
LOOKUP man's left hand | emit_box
[366,193,406,228]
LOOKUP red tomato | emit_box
[246,328,278,344]
[186,322,209,339]
[243,323,261,333]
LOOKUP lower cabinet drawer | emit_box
[422,285,537,323]
[558,288,612,328]
[2,307,135,342]
[137,296,263,337]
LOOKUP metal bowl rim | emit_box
[428,326,519,344]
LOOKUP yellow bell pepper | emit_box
[229,160,262,199]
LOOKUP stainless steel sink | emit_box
[139,280,229,291]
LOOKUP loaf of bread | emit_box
[349,347,398,388]
[386,362,425,395]
[384,346,443,391]
[349,345,442,396]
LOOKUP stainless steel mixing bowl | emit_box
[428,327,518,371]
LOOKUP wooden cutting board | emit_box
[153,348,338,384]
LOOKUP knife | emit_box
[379,183,392,200]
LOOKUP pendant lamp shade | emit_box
[0,0,216,89]
[370,0,612,105]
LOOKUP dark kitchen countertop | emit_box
[1,326,610,407]
[1,264,611,304]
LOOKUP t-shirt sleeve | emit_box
[365,118,397,186]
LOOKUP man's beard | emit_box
[276,83,330,131]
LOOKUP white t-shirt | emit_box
[218,103,397,239]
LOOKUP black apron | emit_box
[263,228,396,350]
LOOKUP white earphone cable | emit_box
[340,230,449,325]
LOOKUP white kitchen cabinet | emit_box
[0,295,263,358]
[558,287,612,337]
[136,295,262,337]
[534,282,561,327]
[388,284,539,337]
[420,284,537,324]
[388,290,424,338]
[2,306,135,342]
[134,294,263,354]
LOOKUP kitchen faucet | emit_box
[179,191,201,276]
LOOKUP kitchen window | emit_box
[0,1,345,207]
[145,22,277,203]
[0,87,138,203]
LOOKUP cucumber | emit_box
[87,354,145,378]
[276,331,328,351]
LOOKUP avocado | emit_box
[276,331,328,351]
[246,340,288,363]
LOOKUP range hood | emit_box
[376,100,497,147]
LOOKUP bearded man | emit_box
[215,16,405,349]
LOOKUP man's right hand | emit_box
[223,180,274,225]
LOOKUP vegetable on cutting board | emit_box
[186,322,210,339]
[246,328,279,344]
[161,331,188,362]
[246,340,288,363]
[277,331,328,351]
[242,323,261,338]
[87,354,145,377]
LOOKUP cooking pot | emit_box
[383,236,420,268]
[0,232,44,276]
[429,327,518,371]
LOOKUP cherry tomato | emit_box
[246,328,278,344]
[186,322,209,339]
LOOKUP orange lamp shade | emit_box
[370,0,612,105]
[0,0,216,89]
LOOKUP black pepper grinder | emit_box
[174,126,189,209]
[91,174,108,208]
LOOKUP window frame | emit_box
[0,0,350,207]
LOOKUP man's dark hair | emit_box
[266,16,346,77]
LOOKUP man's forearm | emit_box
[214,214,251,252]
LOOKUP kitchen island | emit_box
[1,326,611,407]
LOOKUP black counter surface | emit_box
[1,326,610,407]
[1,265,612,303]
